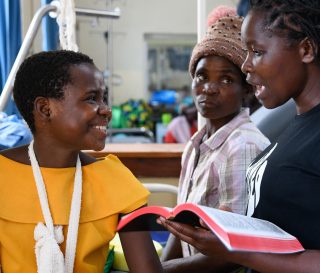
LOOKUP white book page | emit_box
[199,205,295,239]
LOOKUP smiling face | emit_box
[241,11,307,109]
[45,63,111,151]
[192,55,247,128]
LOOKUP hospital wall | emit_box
[20,0,236,106]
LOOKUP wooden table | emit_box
[85,143,185,177]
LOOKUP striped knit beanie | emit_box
[189,6,246,78]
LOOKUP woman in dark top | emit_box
[158,1,320,272]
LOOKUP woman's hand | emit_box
[157,217,320,273]
[156,217,229,258]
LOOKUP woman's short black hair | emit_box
[13,50,94,133]
[249,0,320,56]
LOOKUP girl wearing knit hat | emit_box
[159,0,320,273]
[160,5,269,273]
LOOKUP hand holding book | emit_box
[117,203,304,254]
[157,216,231,258]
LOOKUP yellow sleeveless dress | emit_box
[0,154,149,273]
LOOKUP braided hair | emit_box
[13,50,94,133]
[249,0,320,56]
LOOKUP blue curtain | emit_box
[0,0,21,114]
[41,0,59,51]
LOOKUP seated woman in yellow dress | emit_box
[0,50,163,273]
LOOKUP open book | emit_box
[117,203,304,254]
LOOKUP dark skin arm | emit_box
[119,230,163,273]
[161,252,236,273]
[161,234,182,261]
[161,221,238,273]
[157,217,320,273]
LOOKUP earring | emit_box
[202,88,206,93]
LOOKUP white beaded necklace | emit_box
[28,140,82,273]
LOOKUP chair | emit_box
[142,183,178,247]
[142,183,178,195]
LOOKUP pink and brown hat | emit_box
[189,6,247,78]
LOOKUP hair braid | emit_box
[250,0,320,56]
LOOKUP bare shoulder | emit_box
[0,145,30,164]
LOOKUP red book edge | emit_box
[172,203,230,244]
[174,203,304,253]
[228,233,304,253]
[117,203,229,244]
[117,206,172,231]
[117,203,305,253]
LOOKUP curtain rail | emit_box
[75,7,120,19]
